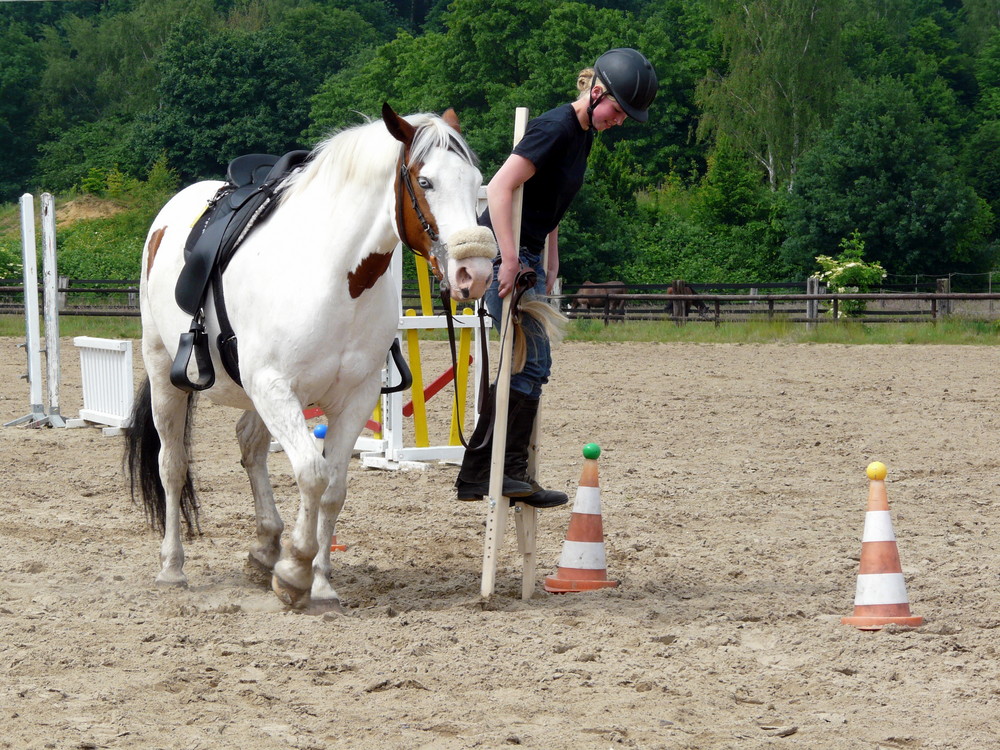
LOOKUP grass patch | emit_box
[1,315,997,346]
[0,314,141,340]
[562,318,1000,344]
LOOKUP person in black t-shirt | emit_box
[456,48,658,507]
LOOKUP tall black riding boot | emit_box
[504,391,569,508]
[455,388,533,501]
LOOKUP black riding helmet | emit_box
[592,48,658,123]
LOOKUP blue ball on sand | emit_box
[313,424,327,439]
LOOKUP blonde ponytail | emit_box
[576,67,595,95]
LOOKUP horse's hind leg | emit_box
[147,376,194,587]
[236,411,283,573]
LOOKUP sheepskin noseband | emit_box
[447,227,498,260]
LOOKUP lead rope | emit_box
[442,266,536,450]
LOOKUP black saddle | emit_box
[168,149,414,398]
[170,150,310,392]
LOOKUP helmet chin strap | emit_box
[586,86,606,130]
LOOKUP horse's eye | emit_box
[417,176,433,190]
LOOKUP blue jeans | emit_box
[484,250,550,399]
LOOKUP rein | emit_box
[442,265,536,449]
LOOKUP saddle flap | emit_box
[224,184,261,212]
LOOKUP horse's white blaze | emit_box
[132,108,492,608]
[416,147,495,301]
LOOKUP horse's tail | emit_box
[123,377,200,535]
[513,299,569,374]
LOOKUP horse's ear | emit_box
[442,108,461,134]
[382,102,415,146]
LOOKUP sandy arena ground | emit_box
[1,336,999,749]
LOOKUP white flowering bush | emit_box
[813,231,887,317]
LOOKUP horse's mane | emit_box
[281,112,476,202]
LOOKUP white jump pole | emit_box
[5,194,47,427]
[41,193,64,427]
[482,107,529,598]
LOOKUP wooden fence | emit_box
[2,278,999,323]
[0,278,437,317]
[563,292,1000,325]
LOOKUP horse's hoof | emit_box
[272,573,311,609]
[154,572,188,588]
[247,550,276,573]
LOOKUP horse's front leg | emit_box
[312,477,347,604]
[311,430,358,603]
[311,385,381,605]
[312,494,347,602]
[250,377,327,609]
[236,411,283,572]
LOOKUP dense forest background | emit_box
[2,0,1000,286]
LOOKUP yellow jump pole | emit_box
[404,308,429,447]
[482,106,529,599]
[415,254,434,315]
[371,399,383,440]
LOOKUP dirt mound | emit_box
[56,195,125,226]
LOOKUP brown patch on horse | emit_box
[146,226,167,276]
[347,251,394,299]
[395,160,439,262]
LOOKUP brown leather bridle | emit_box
[394,147,443,280]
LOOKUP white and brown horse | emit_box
[125,104,495,609]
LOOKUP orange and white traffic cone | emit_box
[842,462,922,630]
[330,535,347,552]
[543,444,619,593]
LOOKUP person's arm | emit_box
[487,153,536,298]
[545,226,559,294]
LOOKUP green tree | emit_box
[0,22,44,201]
[697,0,845,191]
[960,121,1000,274]
[782,77,994,276]
[841,1,975,143]
[960,0,1000,53]
[693,135,768,226]
[34,0,217,134]
[152,18,311,181]
[272,4,382,91]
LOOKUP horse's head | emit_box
[382,103,495,302]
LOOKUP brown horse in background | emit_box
[570,280,627,312]
[666,280,710,319]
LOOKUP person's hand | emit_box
[496,257,520,298]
